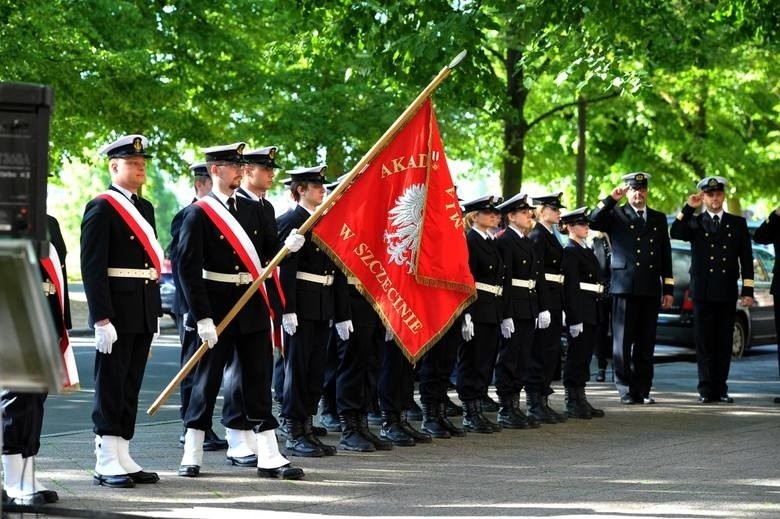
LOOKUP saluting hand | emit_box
[610,186,628,201]
[687,193,703,208]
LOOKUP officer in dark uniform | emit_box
[526,192,567,424]
[494,193,544,429]
[591,231,613,382]
[2,215,71,505]
[170,162,227,451]
[81,134,161,488]
[588,173,674,404]
[277,166,351,457]
[559,207,606,419]
[456,195,506,434]
[670,176,754,403]
[176,143,304,480]
[753,206,780,403]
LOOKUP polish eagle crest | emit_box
[384,183,426,274]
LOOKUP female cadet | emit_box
[455,195,506,434]
[559,208,606,419]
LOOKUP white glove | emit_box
[284,229,305,253]
[282,313,298,335]
[500,318,515,339]
[537,310,551,330]
[461,313,474,342]
[569,323,583,338]
[335,320,353,341]
[152,317,161,342]
[94,321,118,355]
[385,328,394,342]
[197,318,218,349]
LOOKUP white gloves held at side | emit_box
[197,318,218,349]
[282,313,298,336]
[335,320,354,341]
[284,229,305,253]
[500,318,515,339]
[569,323,583,338]
[94,321,118,354]
[461,313,474,342]
[537,310,551,329]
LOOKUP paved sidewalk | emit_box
[10,347,780,518]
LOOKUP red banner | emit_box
[312,99,475,361]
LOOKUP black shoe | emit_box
[38,489,59,503]
[319,412,342,432]
[226,454,258,466]
[480,395,499,412]
[285,435,325,457]
[379,422,416,447]
[339,429,375,452]
[203,428,228,451]
[93,472,135,488]
[2,489,9,504]
[497,410,530,429]
[444,396,462,416]
[642,396,656,405]
[178,465,200,478]
[367,410,383,426]
[718,395,734,403]
[620,394,638,405]
[595,369,606,382]
[257,464,305,480]
[421,402,451,439]
[10,491,51,505]
[698,396,713,404]
[404,402,423,421]
[128,470,160,484]
[310,424,328,437]
[398,419,432,443]
[463,401,493,433]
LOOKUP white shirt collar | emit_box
[630,204,647,217]
[239,186,260,202]
[111,184,135,201]
[706,209,725,219]
[473,227,494,240]
[212,190,236,209]
[509,226,526,239]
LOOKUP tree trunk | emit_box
[576,95,586,207]
[502,47,528,198]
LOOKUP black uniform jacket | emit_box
[588,197,673,298]
[528,223,564,312]
[169,201,194,317]
[276,204,350,322]
[80,186,162,332]
[464,229,506,324]
[670,205,754,303]
[44,215,72,336]
[496,227,545,321]
[753,211,779,294]
[176,193,278,333]
[562,241,603,326]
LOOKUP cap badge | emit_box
[708,178,718,187]
[237,143,245,155]
[269,148,276,159]
[635,174,644,181]
[133,137,143,152]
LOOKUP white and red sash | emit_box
[97,190,164,277]
[195,196,274,320]
[40,243,79,389]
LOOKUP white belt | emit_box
[511,278,536,289]
[347,276,360,286]
[475,282,503,296]
[42,281,57,295]
[297,271,334,286]
[544,273,564,284]
[107,267,158,281]
[580,282,604,294]
[203,270,253,285]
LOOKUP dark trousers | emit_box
[177,318,200,421]
[92,331,152,439]
[774,296,779,380]
[321,328,340,415]
[594,298,612,370]
[527,310,562,396]
[336,318,383,414]
[378,340,415,414]
[494,318,535,396]
[456,322,500,402]
[281,318,329,420]
[1,392,46,457]
[185,329,277,432]
[693,301,736,398]
[419,325,460,404]
[612,295,659,398]
[272,349,285,404]
[564,324,596,388]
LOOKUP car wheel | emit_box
[732,316,748,359]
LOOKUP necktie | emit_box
[637,210,644,221]
[227,197,237,216]
[713,214,720,231]
[130,194,139,206]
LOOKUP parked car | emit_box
[656,239,775,358]
[160,258,175,317]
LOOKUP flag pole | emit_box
[147,50,467,416]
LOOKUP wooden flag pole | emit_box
[147,50,466,416]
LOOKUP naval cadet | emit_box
[670,176,754,404]
[588,172,674,404]
[80,134,162,488]
[752,207,780,403]
[176,142,305,480]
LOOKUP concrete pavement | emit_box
[10,344,780,518]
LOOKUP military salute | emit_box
[80,135,162,487]
[588,173,674,404]
[752,206,780,403]
[670,176,754,404]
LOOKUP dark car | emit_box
[160,258,175,317]
[656,239,775,357]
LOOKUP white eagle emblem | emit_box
[384,183,426,273]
